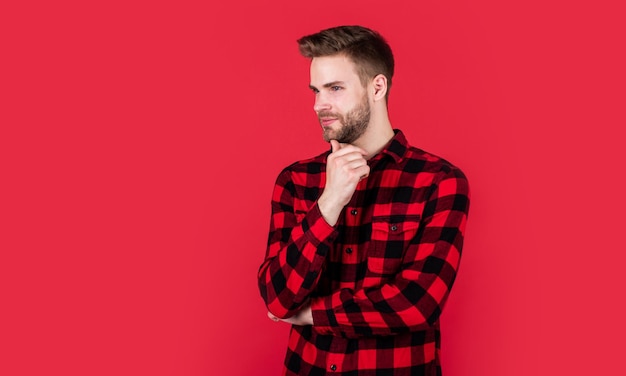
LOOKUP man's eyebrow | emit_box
[309,81,346,90]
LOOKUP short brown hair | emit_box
[297,25,395,98]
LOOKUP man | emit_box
[258,25,470,375]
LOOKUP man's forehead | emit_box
[309,55,359,85]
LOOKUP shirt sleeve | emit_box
[258,168,338,319]
[310,167,470,338]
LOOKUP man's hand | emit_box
[267,305,313,326]
[318,140,370,226]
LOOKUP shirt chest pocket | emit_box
[366,217,421,278]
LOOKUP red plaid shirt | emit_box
[258,130,470,375]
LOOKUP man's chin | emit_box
[322,130,334,142]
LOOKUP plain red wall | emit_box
[2,1,625,375]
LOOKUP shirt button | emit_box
[346,248,353,254]
[390,224,398,231]
[350,209,358,215]
[330,364,337,371]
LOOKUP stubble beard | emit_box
[320,95,371,144]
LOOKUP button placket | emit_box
[327,352,343,373]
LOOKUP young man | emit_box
[258,25,470,375]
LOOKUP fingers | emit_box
[329,142,367,158]
[321,142,370,212]
[328,145,368,169]
[343,158,368,171]
[327,144,369,182]
[329,149,368,172]
[338,152,367,164]
[329,159,369,186]
[267,311,280,322]
[352,164,370,181]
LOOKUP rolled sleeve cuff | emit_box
[310,296,338,335]
[303,202,337,248]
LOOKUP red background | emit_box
[2,1,625,375]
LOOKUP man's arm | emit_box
[257,168,337,319]
[309,168,470,338]
[258,141,369,319]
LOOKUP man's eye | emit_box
[311,88,319,94]
[331,86,342,91]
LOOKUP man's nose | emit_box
[313,94,331,113]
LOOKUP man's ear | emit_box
[372,74,388,101]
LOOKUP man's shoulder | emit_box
[402,144,467,180]
[280,150,330,175]
[272,149,330,188]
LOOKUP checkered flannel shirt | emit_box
[258,130,470,375]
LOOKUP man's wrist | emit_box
[318,194,342,226]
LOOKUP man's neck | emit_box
[353,120,395,160]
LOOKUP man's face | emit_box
[309,55,371,144]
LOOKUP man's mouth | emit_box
[319,118,337,127]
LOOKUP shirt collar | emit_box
[376,129,408,164]
[325,129,409,164]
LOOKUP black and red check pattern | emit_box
[258,130,470,375]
